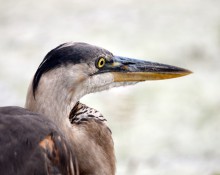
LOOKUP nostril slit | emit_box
[123,62,135,65]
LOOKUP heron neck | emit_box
[24,69,116,175]
[25,76,83,127]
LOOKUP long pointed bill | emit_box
[105,56,192,82]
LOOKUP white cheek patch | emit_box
[80,72,138,95]
[83,73,115,94]
[90,73,114,87]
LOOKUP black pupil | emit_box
[100,60,104,66]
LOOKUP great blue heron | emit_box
[0,42,191,175]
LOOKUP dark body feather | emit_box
[0,106,78,175]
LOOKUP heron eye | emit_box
[96,57,106,68]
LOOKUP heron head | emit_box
[33,42,191,98]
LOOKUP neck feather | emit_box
[25,66,86,127]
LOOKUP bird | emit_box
[0,42,191,175]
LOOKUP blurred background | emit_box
[0,0,220,174]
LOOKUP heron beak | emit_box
[107,56,192,82]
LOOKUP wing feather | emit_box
[0,106,79,175]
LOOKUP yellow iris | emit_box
[97,57,106,68]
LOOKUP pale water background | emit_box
[0,0,220,174]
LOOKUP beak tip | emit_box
[168,68,192,79]
[179,68,193,77]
